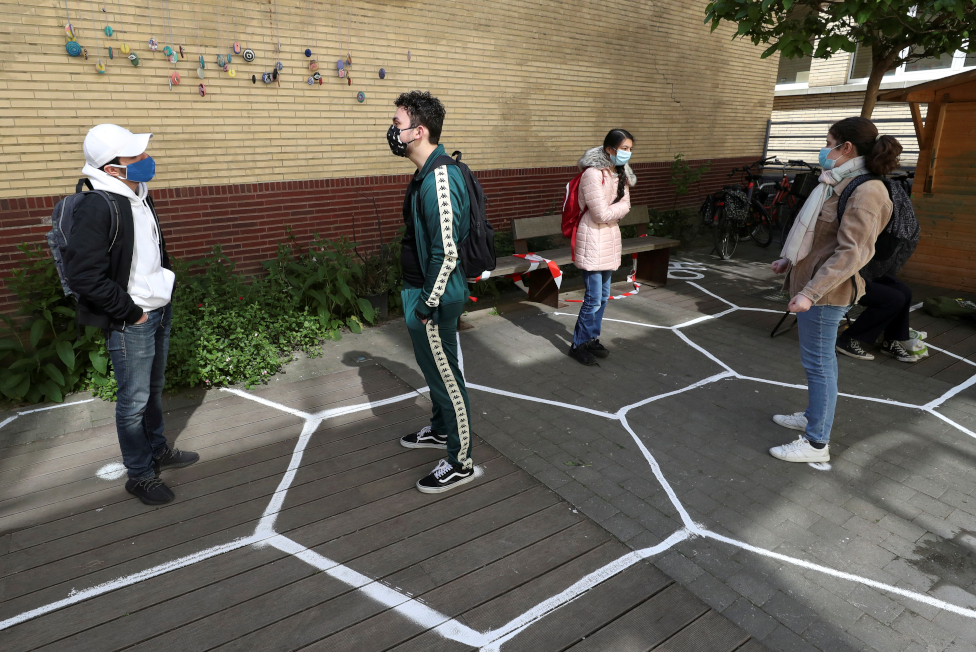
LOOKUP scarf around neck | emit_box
[781,156,867,265]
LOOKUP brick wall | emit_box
[807,51,852,87]
[1,0,776,199]
[767,94,922,168]
[0,155,751,314]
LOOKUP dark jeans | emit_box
[844,275,912,344]
[107,304,172,480]
[573,270,612,347]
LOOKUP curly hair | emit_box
[829,117,903,177]
[394,91,446,145]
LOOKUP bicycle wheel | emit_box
[713,210,738,260]
[750,205,772,248]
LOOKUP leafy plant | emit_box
[669,154,710,206]
[0,244,114,404]
[704,0,976,117]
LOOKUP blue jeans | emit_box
[797,305,847,445]
[573,270,612,347]
[107,304,172,479]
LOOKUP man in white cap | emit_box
[66,124,198,506]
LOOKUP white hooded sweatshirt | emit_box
[82,163,175,311]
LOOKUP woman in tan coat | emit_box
[769,117,902,463]
[569,129,636,366]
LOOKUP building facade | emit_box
[768,43,976,169]
[0,0,778,313]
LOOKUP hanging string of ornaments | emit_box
[56,0,379,100]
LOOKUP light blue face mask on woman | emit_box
[611,149,632,166]
[818,144,841,170]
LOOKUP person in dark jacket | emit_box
[65,124,198,506]
[389,91,477,494]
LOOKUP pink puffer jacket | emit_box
[573,147,636,271]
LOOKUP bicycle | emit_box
[770,160,821,245]
[706,157,775,260]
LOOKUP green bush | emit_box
[0,232,405,405]
[0,244,115,404]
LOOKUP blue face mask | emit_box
[611,149,632,166]
[109,156,156,182]
[818,145,841,171]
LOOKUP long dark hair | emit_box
[604,128,634,204]
[828,117,903,176]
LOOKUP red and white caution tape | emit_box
[470,252,642,302]
[564,254,640,303]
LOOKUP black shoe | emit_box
[401,425,448,449]
[568,343,597,366]
[125,475,175,505]
[880,339,917,362]
[584,338,609,358]
[417,459,476,494]
[153,446,200,475]
[836,337,874,361]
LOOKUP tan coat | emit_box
[573,147,636,271]
[786,178,893,306]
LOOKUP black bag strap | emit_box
[84,188,122,253]
[75,177,94,193]
[836,174,887,224]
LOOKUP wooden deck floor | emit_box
[0,363,765,652]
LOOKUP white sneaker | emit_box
[770,436,830,463]
[773,412,808,432]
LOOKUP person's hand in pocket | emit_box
[135,313,149,324]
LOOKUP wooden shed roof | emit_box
[878,69,976,103]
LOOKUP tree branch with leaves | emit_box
[704,0,976,117]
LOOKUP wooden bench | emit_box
[489,205,681,307]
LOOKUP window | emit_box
[777,52,813,85]
[850,44,896,80]
[849,43,976,83]
[905,48,955,73]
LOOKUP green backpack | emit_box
[922,296,976,320]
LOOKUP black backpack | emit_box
[837,174,920,280]
[47,178,121,299]
[434,151,496,279]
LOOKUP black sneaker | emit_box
[568,343,597,366]
[401,425,448,449]
[584,339,609,358]
[153,446,200,475]
[880,339,917,362]
[416,459,475,494]
[836,337,874,361]
[125,475,175,505]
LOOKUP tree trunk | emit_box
[862,51,898,119]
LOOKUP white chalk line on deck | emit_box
[5,274,976,643]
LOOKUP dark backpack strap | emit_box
[75,177,94,193]
[87,190,122,252]
[836,174,885,223]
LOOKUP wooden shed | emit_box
[879,70,976,291]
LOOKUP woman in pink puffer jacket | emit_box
[569,129,636,366]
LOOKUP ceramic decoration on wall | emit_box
[379,68,385,79]
[357,91,365,103]
[198,83,205,96]
[243,48,255,62]
[233,41,241,54]
[66,40,82,56]
[128,52,139,66]
[149,38,158,51]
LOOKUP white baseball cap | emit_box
[83,124,153,168]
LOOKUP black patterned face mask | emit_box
[387,123,416,157]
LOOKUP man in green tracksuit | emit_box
[389,91,476,494]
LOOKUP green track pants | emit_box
[402,286,473,470]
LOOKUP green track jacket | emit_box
[405,145,471,315]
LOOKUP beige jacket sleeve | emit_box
[800,181,891,303]
[579,167,631,224]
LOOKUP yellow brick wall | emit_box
[807,50,851,87]
[768,94,922,168]
[0,0,777,200]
